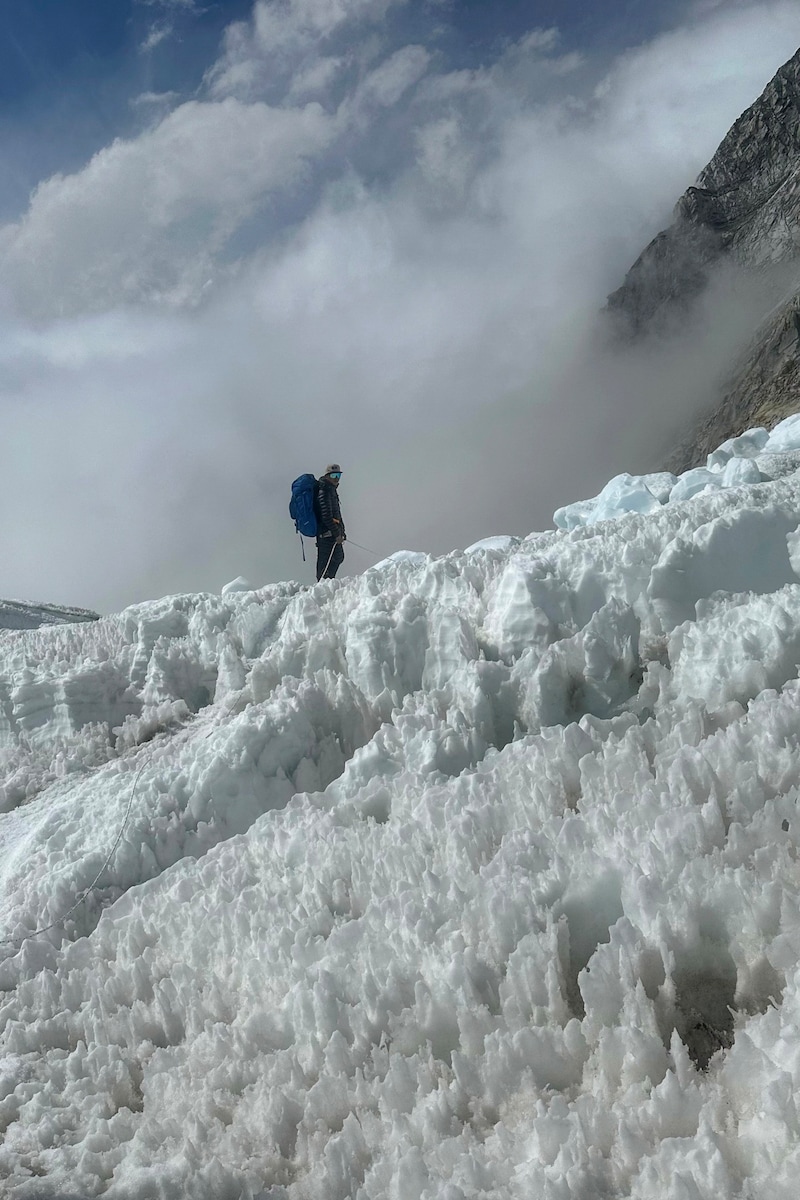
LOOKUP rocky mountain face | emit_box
[0,599,99,631]
[607,47,800,469]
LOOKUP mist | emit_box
[1,0,799,612]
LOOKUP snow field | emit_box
[2,435,800,1194]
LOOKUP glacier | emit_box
[4,421,800,1196]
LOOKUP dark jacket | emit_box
[315,478,345,540]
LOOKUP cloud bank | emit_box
[0,0,799,612]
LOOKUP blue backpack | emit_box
[289,475,318,545]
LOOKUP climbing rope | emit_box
[346,538,378,557]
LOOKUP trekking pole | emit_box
[320,540,338,579]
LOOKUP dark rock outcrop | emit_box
[608,48,800,336]
[0,599,99,631]
[606,47,800,469]
[664,292,800,471]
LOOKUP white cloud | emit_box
[208,0,408,99]
[131,90,181,107]
[414,115,474,199]
[337,43,431,132]
[137,0,198,45]
[287,55,346,101]
[594,2,800,177]
[141,25,171,52]
[353,45,431,108]
[0,98,335,314]
[0,1,799,611]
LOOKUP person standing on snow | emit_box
[315,464,346,580]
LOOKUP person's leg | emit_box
[327,543,345,578]
[316,538,332,581]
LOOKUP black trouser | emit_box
[316,537,344,580]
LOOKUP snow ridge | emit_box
[554,413,800,529]
[3,425,800,1195]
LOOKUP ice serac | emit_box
[606,47,800,465]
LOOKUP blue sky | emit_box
[0,0,248,108]
[0,1,249,214]
[0,0,798,610]
[0,0,671,110]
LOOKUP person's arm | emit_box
[332,490,345,540]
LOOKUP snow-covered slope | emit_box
[4,422,800,1197]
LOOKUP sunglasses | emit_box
[330,472,342,479]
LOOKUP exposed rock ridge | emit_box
[607,47,800,335]
[687,49,800,258]
[665,291,800,472]
[0,599,99,632]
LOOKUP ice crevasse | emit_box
[3,421,800,1196]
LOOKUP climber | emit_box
[315,464,346,580]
